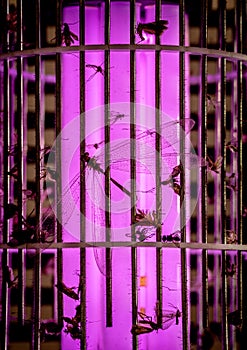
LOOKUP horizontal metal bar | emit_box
[1,242,247,251]
[1,45,247,62]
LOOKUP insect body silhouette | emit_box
[136,20,169,43]
[61,23,78,46]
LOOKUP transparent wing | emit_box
[88,166,110,276]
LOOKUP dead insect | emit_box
[134,209,161,228]
[136,20,169,43]
[61,23,78,46]
[226,230,237,244]
[6,5,17,33]
[228,310,242,329]
[126,228,155,242]
[226,173,237,192]
[131,324,154,335]
[39,321,62,342]
[5,203,18,219]
[226,141,238,153]
[162,230,181,243]
[226,263,236,277]
[85,62,104,83]
[55,281,79,300]
[40,167,58,181]
[206,94,217,110]
[207,155,223,174]
[154,302,182,329]
[4,265,18,288]
[7,227,36,247]
[63,305,82,340]
[137,312,160,331]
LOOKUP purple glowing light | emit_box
[60,3,190,348]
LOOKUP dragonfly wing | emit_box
[88,167,110,277]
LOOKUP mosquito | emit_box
[86,62,105,83]
[136,20,169,43]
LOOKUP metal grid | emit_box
[0,0,246,349]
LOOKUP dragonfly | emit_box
[38,118,197,274]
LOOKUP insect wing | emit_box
[131,324,153,335]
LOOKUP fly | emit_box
[55,281,79,300]
[61,23,78,46]
[136,20,169,43]
[162,230,181,243]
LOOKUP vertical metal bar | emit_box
[55,0,63,333]
[236,0,243,335]
[104,0,112,328]
[32,0,41,349]
[154,0,163,329]
[200,0,209,331]
[79,1,86,348]
[219,1,228,349]
[16,0,25,326]
[130,0,137,348]
[2,0,10,341]
[179,0,189,349]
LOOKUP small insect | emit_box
[226,141,238,153]
[226,263,236,277]
[8,144,18,156]
[61,23,78,46]
[137,312,160,331]
[7,164,18,179]
[206,94,217,110]
[63,305,82,340]
[4,265,18,288]
[39,322,62,342]
[134,209,161,228]
[126,228,155,242]
[40,167,58,181]
[136,20,169,43]
[131,324,154,335]
[5,203,18,219]
[6,5,17,33]
[55,281,79,300]
[226,230,237,244]
[155,302,182,328]
[7,227,36,246]
[207,155,223,174]
[162,230,181,243]
[226,173,237,192]
[228,310,242,328]
[85,62,105,83]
